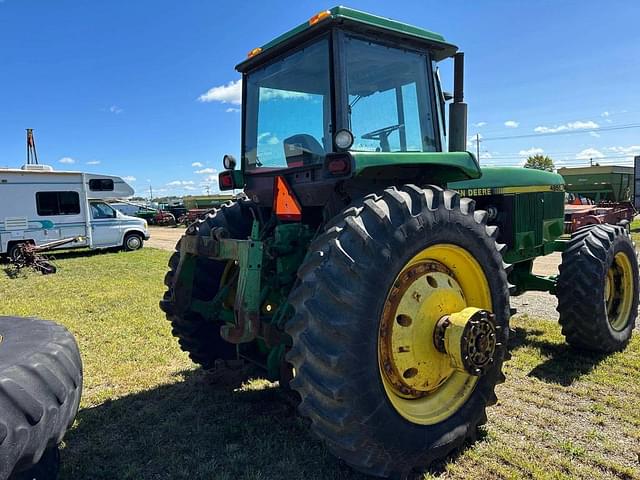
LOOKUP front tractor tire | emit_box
[159,201,252,368]
[286,185,511,478]
[557,224,639,352]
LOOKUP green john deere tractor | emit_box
[160,7,638,478]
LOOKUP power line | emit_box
[485,153,638,161]
[479,123,640,142]
[472,109,640,138]
[481,155,638,167]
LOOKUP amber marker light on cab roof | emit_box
[247,47,262,58]
[309,10,331,25]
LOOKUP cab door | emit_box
[90,201,122,247]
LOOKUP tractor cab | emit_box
[221,6,476,208]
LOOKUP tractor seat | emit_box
[283,134,324,167]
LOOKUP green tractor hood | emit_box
[449,167,565,196]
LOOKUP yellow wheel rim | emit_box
[606,251,634,331]
[378,244,493,425]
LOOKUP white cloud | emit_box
[576,148,604,160]
[202,174,218,183]
[109,105,123,114]
[466,133,482,150]
[569,121,599,129]
[504,120,519,128]
[258,132,280,145]
[608,145,640,162]
[122,175,136,182]
[225,107,240,113]
[59,157,75,164]
[191,162,203,167]
[197,79,242,104]
[195,168,217,175]
[589,131,601,138]
[534,120,599,134]
[519,147,544,157]
[473,121,487,127]
[601,111,610,117]
[167,180,195,186]
[261,88,311,101]
[184,186,196,191]
[609,145,640,156]
[86,160,101,165]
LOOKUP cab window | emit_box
[90,202,116,219]
[244,38,332,169]
[344,36,437,152]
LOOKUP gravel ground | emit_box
[511,291,558,321]
[511,253,561,321]
[145,225,184,251]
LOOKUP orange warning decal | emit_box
[273,176,302,221]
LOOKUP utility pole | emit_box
[475,133,480,162]
[149,184,153,201]
[26,129,39,165]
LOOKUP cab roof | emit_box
[236,6,458,73]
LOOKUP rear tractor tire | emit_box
[159,201,252,369]
[557,224,638,352]
[286,185,511,478]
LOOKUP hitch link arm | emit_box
[176,227,263,344]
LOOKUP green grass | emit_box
[1,249,639,479]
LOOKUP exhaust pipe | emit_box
[448,52,468,153]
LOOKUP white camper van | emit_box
[0,164,150,259]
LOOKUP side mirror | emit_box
[443,91,453,101]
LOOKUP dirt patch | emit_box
[146,226,184,251]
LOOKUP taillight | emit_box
[219,171,235,190]
[324,154,352,176]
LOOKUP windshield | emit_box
[345,36,437,153]
[244,38,332,170]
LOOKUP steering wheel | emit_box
[361,124,404,152]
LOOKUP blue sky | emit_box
[1,0,639,197]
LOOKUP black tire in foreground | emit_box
[286,185,511,478]
[557,224,639,352]
[159,201,252,369]
[0,317,82,480]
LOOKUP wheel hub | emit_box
[434,309,497,376]
[379,259,498,399]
